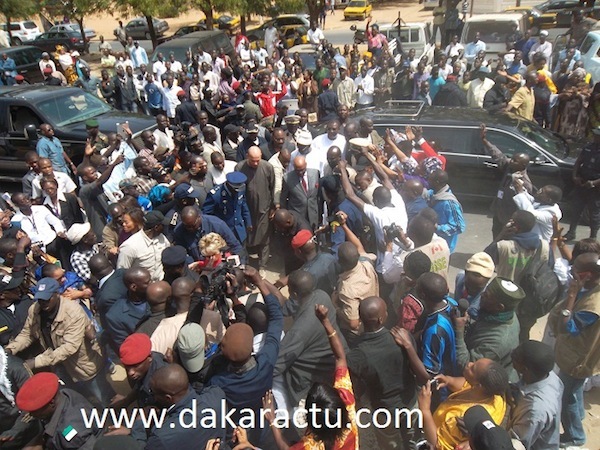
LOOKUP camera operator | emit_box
[338,149,408,275]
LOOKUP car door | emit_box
[482,128,562,193]
[0,104,42,169]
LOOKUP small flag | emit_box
[62,425,78,442]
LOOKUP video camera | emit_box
[383,223,403,242]
[198,257,241,327]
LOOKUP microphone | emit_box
[457,298,470,317]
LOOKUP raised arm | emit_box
[316,304,346,368]
[338,160,365,210]
[361,145,394,191]
[337,211,366,254]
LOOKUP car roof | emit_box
[465,12,526,22]
[288,43,316,53]
[155,30,227,48]
[0,45,40,56]
[365,105,521,128]
[376,22,428,29]
[0,85,83,102]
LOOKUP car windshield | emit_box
[37,91,113,127]
[465,21,518,44]
[348,1,366,6]
[516,120,568,158]
[24,22,37,29]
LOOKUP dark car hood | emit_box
[59,110,156,138]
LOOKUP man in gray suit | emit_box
[281,155,321,230]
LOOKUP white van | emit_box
[460,13,528,62]
[579,30,600,84]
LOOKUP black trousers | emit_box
[568,186,600,238]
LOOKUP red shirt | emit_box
[255,84,287,117]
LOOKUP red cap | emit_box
[232,81,241,90]
[15,75,24,81]
[43,67,53,74]
[321,78,331,88]
[446,74,457,82]
[291,229,314,250]
[16,372,59,412]
[176,89,186,97]
[120,333,152,365]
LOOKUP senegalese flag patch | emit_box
[62,425,78,442]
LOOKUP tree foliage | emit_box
[0,0,38,43]
[113,0,189,49]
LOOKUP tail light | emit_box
[71,37,78,43]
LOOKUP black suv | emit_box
[0,46,44,84]
[0,85,156,183]
[361,104,577,202]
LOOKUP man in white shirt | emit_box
[444,34,464,59]
[208,152,236,185]
[528,30,553,66]
[307,23,325,46]
[354,65,375,108]
[467,68,494,108]
[130,41,148,69]
[309,120,347,176]
[11,192,65,251]
[153,114,175,151]
[253,46,269,69]
[197,48,213,66]
[169,53,183,74]
[117,211,170,282]
[31,157,77,200]
[513,184,562,243]
[153,53,167,81]
[264,23,278,58]
[269,148,292,207]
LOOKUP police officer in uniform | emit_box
[16,372,103,449]
[566,127,600,240]
[202,171,252,246]
[164,183,202,240]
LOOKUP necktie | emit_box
[301,175,308,193]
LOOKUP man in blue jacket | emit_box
[428,169,465,253]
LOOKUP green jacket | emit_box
[456,313,520,382]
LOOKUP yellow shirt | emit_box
[433,383,507,450]
[508,86,535,121]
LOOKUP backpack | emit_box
[517,245,563,319]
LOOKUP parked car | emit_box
[0,46,44,84]
[151,30,236,67]
[0,21,42,45]
[344,0,372,21]
[361,103,577,204]
[125,17,169,40]
[0,85,156,182]
[30,31,87,53]
[247,14,310,48]
[288,43,317,70]
[352,22,431,57]
[49,23,96,40]
[197,15,241,34]
[460,13,528,61]
[579,30,600,84]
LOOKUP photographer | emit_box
[207,266,283,443]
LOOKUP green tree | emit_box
[0,0,38,44]
[273,0,319,25]
[115,0,187,50]
[45,0,110,52]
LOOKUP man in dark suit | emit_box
[88,254,128,331]
[281,155,321,230]
[104,267,151,353]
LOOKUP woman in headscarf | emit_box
[587,82,600,138]
[54,45,77,85]
[553,67,591,141]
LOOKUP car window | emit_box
[464,20,518,44]
[10,24,20,31]
[10,106,42,133]
[23,21,37,29]
[36,91,113,127]
[420,126,478,154]
[10,51,28,66]
[485,129,539,159]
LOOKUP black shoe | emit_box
[564,231,576,242]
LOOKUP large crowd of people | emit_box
[2,4,600,450]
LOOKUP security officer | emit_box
[16,372,103,449]
[566,127,600,240]
[284,114,301,142]
[164,183,202,240]
[202,171,252,245]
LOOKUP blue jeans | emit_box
[559,370,586,444]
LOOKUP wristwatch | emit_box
[561,309,572,317]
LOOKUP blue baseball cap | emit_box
[34,278,61,301]
[226,171,247,185]
[174,183,201,199]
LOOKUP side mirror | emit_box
[24,124,38,141]
[533,155,547,165]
